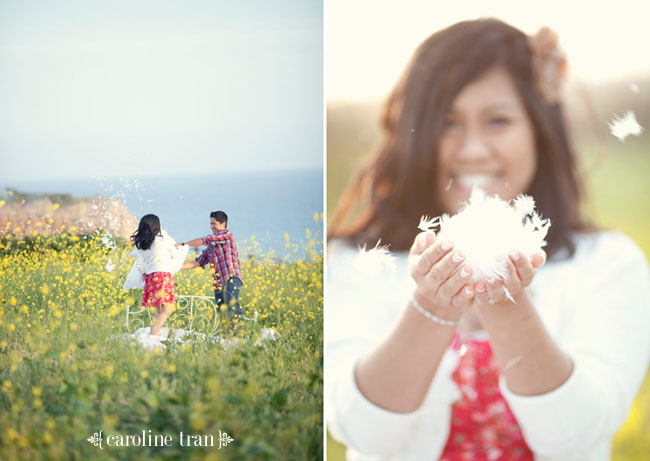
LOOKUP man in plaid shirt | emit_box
[179,211,244,324]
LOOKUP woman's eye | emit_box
[488,117,509,126]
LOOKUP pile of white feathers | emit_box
[418,188,551,283]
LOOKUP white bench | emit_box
[125,295,223,336]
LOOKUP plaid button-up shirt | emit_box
[196,229,243,290]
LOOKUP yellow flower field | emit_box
[0,228,323,460]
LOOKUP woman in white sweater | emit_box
[130,214,188,336]
[327,18,650,460]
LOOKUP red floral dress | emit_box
[142,272,175,307]
[440,334,534,461]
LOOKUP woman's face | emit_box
[437,66,537,214]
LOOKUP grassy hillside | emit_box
[0,230,323,460]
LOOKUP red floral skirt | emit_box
[142,272,175,307]
[440,334,533,460]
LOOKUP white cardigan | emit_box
[122,230,189,290]
[326,231,650,460]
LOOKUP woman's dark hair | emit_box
[131,214,161,250]
[329,18,592,260]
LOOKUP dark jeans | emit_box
[214,277,243,323]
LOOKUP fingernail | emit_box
[442,240,453,251]
[486,276,496,285]
[477,284,486,293]
[464,287,473,295]
[509,251,520,262]
[452,252,464,263]
[460,267,470,278]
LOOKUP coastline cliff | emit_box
[0,189,137,241]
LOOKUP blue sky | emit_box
[0,0,323,181]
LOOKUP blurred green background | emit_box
[326,76,650,460]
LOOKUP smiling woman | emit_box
[329,19,588,260]
[326,17,650,461]
[437,67,538,213]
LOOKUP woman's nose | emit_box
[456,131,491,161]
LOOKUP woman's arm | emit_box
[355,231,475,412]
[354,301,457,412]
[135,250,145,274]
[474,252,573,396]
[327,234,469,456]
[476,234,650,456]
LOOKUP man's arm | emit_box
[177,234,229,248]
[180,260,200,270]
[177,238,204,248]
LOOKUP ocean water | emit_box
[2,168,323,258]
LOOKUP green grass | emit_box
[0,232,323,460]
[583,138,650,258]
[585,139,650,460]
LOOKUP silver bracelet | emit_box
[410,296,457,327]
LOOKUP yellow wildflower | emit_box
[42,432,53,445]
[6,427,18,440]
[104,414,118,429]
[104,364,115,379]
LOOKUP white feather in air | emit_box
[608,110,644,142]
[424,188,550,284]
[418,215,440,232]
[353,240,396,275]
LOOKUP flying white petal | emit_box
[608,110,644,142]
[354,241,397,275]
